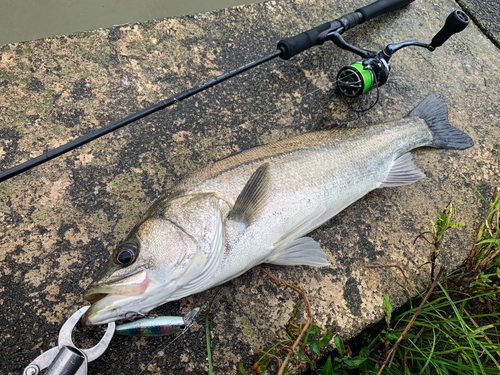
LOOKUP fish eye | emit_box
[113,243,138,266]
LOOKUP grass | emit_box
[237,270,338,375]
[229,189,500,375]
[320,189,500,375]
[206,310,213,375]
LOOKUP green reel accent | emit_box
[336,63,374,98]
[351,63,373,94]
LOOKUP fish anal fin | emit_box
[380,152,425,188]
[228,163,270,227]
[265,237,330,267]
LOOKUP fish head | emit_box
[83,193,226,326]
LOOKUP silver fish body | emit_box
[83,94,473,325]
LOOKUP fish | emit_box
[113,307,200,337]
[83,94,473,326]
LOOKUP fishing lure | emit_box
[114,307,200,337]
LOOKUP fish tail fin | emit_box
[408,94,473,150]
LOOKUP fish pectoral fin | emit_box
[228,163,270,227]
[380,152,426,188]
[274,205,326,247]
[264,237,330,267]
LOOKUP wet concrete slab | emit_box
[1,0,499,374]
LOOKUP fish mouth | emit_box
[83,270,150,326]
[85,293,108,304]
[83,269,149,302]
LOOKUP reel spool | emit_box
[336,63,373,98]
[336,58,390,98]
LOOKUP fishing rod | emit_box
[0,0,468,183]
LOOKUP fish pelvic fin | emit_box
[265,206,330,267]
[407,93,473,150]
[228,163,270,227]
[380,152,425,188]
[265,237,330,267]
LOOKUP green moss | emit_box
[144,43,156,53]
[22,43,33,56]
[0,184,14,213]
[36,98,54,114]
[94,42,115,64]
[51,124,65,136]
[236,314,257,338]
[0,70,19,82]
[46,172,60,182]
[110,174,148,235]
[140,19,157,31]
[0,182,14,195]
[90,211,113,234]
[75,31,96,39]
[131,41,144,51]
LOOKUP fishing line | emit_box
[0,73,357,240]
[131,309,216,375]
[339,72,380,113]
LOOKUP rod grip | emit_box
[430,10,469,48]
[278,20,341,60]
[277,0,414,60]
[355,0,415,23]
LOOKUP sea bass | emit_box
[83,94,473,325]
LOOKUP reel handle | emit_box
[430,10,469,49]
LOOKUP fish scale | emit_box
[201,120,431,281]
[83,94,473,326]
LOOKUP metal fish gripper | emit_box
[23,306,115,375]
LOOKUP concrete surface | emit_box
[1,0,499,374]
[456,0,500,48]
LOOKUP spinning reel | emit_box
[335,10,470,98]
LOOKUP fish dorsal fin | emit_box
[228,163,270,227]
[380,152,425,188]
